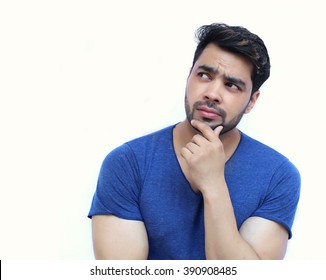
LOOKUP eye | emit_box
[225,82,241,91]
[197,72,211,80]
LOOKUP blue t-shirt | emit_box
[88,125,300,260]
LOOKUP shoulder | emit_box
[239,132,284,157]
[102,124,175,168]
[237,133,301,237]
[239,133,296,163]
[126,125,175,149]
[237,132,301,182]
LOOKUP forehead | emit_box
[194,43,253,81]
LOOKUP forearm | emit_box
[203,182,260,260]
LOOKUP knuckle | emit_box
[192,135,201,142]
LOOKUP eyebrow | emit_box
[197,64,247,89]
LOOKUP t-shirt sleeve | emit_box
[88,143,143,221]
[252,159,301,239]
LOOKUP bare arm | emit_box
[239,216,288,259]
[203,189,288,259]
[92,215,149,260]
[181,120,288,259]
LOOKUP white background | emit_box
[0,0,325,260]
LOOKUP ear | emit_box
[245,90,260,114]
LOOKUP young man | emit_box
[88,23,300,260]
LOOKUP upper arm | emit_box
[239,216,289,259]
[92,215,149,260]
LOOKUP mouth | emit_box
[196,106,221,120]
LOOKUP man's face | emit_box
[185,43,259,134]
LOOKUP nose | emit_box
[204,82,223,104]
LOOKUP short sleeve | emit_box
[252,159,301,239]
[88,143,143,221]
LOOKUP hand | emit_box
[181,120,226,193]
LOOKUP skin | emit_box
[92,43,288,260]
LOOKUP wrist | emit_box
[200,178,228,199]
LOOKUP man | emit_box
[88,23,300,260]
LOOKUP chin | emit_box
[201,118,223,130]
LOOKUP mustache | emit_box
[193,101,226,119]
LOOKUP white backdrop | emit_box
[1,0,325,259]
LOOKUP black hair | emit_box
[192,23,270,93]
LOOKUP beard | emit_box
[185,95,247,135]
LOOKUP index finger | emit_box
[191,119,222,142]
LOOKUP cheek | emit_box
[185,86,197,105]
[186,77,203,97]
[225,98,250,118]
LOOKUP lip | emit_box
[197,106,221,119]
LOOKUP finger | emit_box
[180,146,192,161]
[185,142,200,154]
[191,134,207,146]
[191,119,217,142]
[214,125,223,137]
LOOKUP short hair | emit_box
[192,23,271,93]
